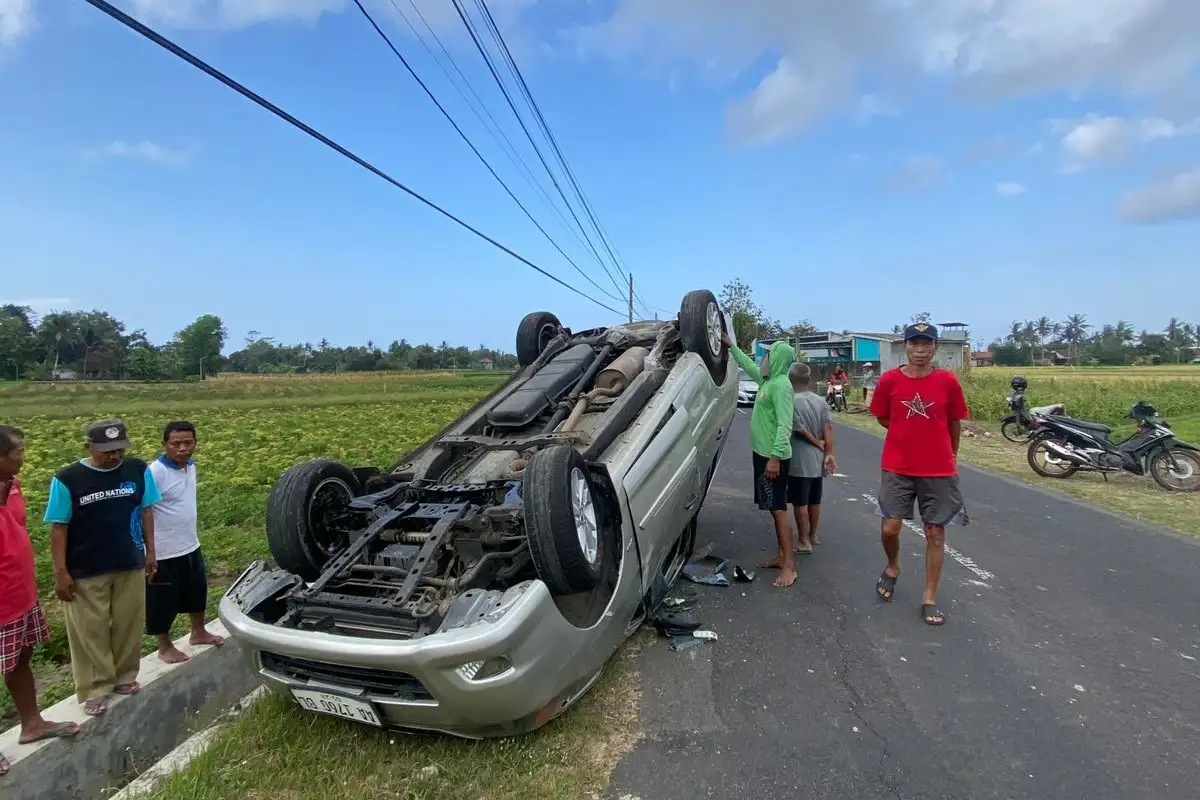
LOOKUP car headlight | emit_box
[456,656,514,681]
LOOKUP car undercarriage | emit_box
[232,295,732,646]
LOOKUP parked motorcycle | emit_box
[1026,400,1200,492]
[1002,376,1065,442]
[827,382,847,413]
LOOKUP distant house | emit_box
[478,356,495,370]
[971,351,995,367]
[754,323,970,375]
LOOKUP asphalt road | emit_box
[606,413,1200,800]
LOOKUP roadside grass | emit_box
[145,632,651,800]
[1,373,508,727]
[837,411,1200,538]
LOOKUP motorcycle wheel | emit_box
[1001,420,1032,443]
[1027,438,1078,479]
[1147,447,1200,492]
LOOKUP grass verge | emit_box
[145,632,651,800]
[836,411,1200,538]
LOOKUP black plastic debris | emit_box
[648,613,701,638]
[733,565,756,583]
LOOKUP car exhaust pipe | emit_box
[1042,440,1092,467]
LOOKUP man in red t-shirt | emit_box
[0,426,79,775]
[867,324,969,626]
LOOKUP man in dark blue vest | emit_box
[44,419,162,717]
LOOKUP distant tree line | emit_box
[0,305,517,381]
[987,315,1199,367]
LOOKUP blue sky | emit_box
[2,0,1198,353]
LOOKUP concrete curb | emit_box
[0,620,260,800]
[108,687,267,799]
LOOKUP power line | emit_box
[470,1,658,319]
[473,0,630,283]
[385,0,591,260]
[351,0,625,305]
[81,0,624,318]
[448,0,628,302]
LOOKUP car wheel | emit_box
[516,311,562,367]
[266,460,362,581]
[679,289,729,383]
[524,445,606,595]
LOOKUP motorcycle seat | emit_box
[1047,414,1110,433]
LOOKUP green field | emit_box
[0,372,508,723]
[2,370,652,798]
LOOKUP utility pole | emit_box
[627,273,634,323]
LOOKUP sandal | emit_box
[920,604,946,626]
[113,682,141,696]
[17,721,81,745]
[876,570,898,601]
[83,697,108,717]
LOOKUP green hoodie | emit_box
[731,340,796,460]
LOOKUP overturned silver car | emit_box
[219,289,738,738]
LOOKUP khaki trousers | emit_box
[62,568,146,702]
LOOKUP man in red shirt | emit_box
[867,324,969,626]
[0,426,79,776]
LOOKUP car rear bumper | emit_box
[218,574,604,738]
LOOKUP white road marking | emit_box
[862,492,997,583]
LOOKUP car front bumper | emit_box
[218,567,608,739]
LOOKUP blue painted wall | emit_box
[853,337,881,362]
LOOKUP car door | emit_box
[621,357,706,584]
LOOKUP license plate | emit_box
[291,689,382,727]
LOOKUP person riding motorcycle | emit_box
[826,363,850,402]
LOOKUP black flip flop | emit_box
[876,571,897,601]
[920,604,946,626]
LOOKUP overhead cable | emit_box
[80,0,625,317]
[351,0,625,305]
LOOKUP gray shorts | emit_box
[877,471,969,527]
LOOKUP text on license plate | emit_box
[291,688,382,727]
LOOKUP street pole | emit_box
[628,273,634,324]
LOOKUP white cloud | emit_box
[587,0,1200,144]
[1118,166,1200,222]
[0,0,33,47]
[996,181,1026,196]
[94,140,195,166]
[1056,113,1200,171]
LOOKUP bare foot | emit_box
[190,630,225,648]
[758,555,783,569]
[158,646,190,664]
[773,566,798,588]
[18,720,80,745]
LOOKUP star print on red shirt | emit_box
[869,368,969,476]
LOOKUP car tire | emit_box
[679,289,729,383]
[266,459,362,581]
[524,445,606,595]
[516,311,562,367]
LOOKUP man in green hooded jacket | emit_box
[722,333,798,588]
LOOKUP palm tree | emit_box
[1034,316,1058,362]
[1060,314,1090,363]
[1114,320,1135,345]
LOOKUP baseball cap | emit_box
[86,419,131,452]
[903,322,939,342]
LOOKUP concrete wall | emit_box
[0,621,258,800]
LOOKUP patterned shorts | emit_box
[0,603,51,675]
